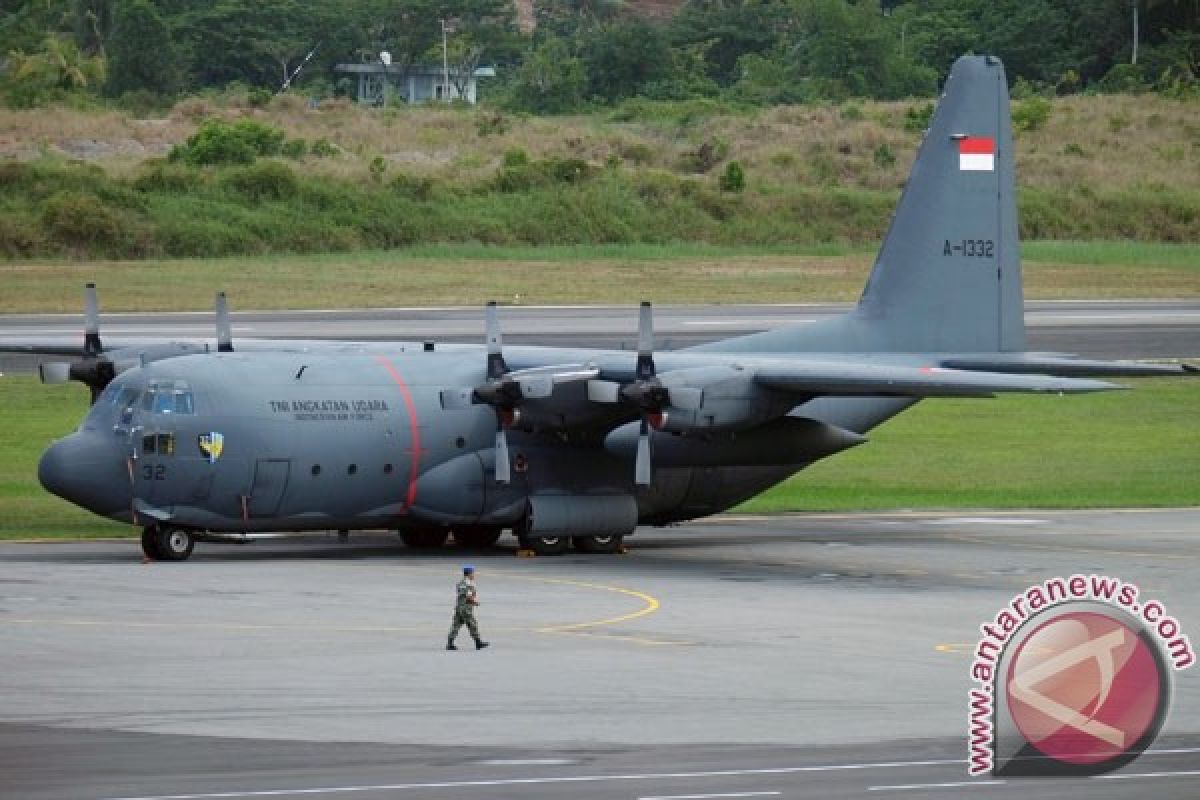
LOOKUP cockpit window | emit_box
[141,380,194,415]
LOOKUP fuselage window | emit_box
[142,434,156,454]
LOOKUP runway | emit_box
[2,510,1197,799]
[1,300,1198,376]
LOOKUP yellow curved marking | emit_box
[0,570,677,644]
[510,575,661,633]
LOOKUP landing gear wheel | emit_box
[572,534,624,554]
[527,535,569,556]
[154,527,194,561]
[400,529,449,549]
[140,527,161,560]
[452,526,502,549]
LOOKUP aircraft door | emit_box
[248,459,290,517]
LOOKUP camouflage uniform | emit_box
[447,573,488,649]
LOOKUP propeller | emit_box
[39,283,116,403]
[473,302,520,484]
[620,302,671,486]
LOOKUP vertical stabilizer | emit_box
[855,55,1023,353]
[693,55,1024,356]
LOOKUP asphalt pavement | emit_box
[2,510,1197,800]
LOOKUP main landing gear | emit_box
[396,526,625,555]
[516,532,626,556]
[141,525,195,561]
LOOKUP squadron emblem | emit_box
[198,432,225,464]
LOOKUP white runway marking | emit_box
[927,517,1046,526]
[639,792,781,800]
[99,759,962,800]
[98,747,1200,800]
[1097,769,1200,780]
[868,781,1006,792]
[476,759,576,766]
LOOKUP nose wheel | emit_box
[141,525,195,561]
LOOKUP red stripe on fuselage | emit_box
[375,356,421,512]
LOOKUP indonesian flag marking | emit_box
[959,136,995,171]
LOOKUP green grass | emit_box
[742,377,1200,512]
[2,240,1199,312]
[0,380,127,539]
[1,376,1196,540]
[1020,240,1200,269]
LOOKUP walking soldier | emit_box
[447,565,489,650]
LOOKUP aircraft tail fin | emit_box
[853,54,1024,353]
[693,55,1023,356]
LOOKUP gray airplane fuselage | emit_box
[41,347,896,535]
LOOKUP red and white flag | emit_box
[958,137,995,171]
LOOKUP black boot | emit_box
[446,639,458,651]
[475,640,490,650]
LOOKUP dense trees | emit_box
[0,0,1196,109]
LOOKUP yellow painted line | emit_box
[518,576,661,633]
[935,643,973,654]
[0,568,675,645]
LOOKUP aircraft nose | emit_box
[38,433,129,516]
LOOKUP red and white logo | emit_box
[968,577,1192,778]
[958,137,995,171]
[1006,610,1164,767]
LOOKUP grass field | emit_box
[2,240,1198,312]
[1,376,1195,541]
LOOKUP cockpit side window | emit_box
[118,388,140,426]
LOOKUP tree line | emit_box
[1,0,1197,111]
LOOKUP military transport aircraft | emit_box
[5,56,1194,561]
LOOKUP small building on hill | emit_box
[334,63,496,106]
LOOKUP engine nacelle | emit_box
[656,366,793,434]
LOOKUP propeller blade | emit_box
[636,301,655,380]
[494,427,511,484]
[485,301,506,380]
[83,283,102,357]
[634,418,652,486]
[215,291,234,352]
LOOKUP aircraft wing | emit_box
[753,362,1119,398]
[939,354,1197,377]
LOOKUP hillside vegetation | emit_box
[1,90,1197,261]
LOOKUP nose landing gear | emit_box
[141,525,196,561]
